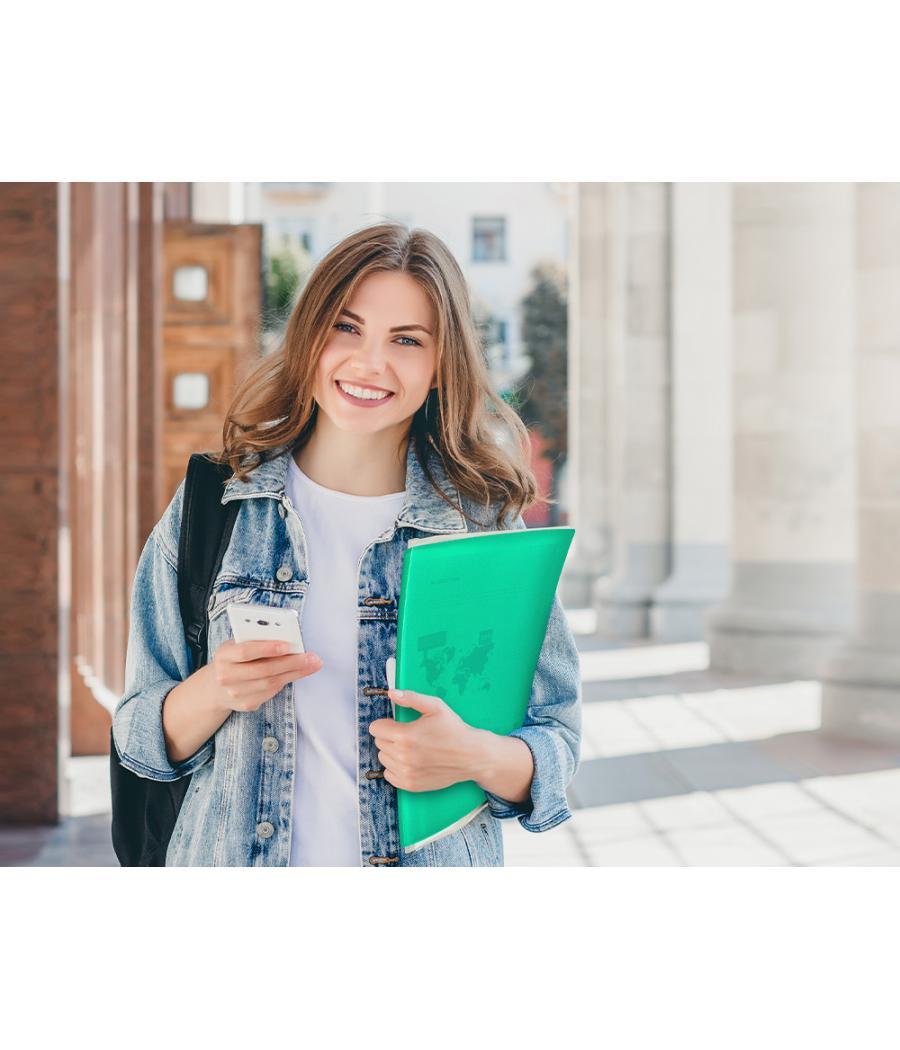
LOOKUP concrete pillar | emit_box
[651,183,733,640]
[822,184,900,743]
[561,183,619,606]
[707,184,857,675]
[594,183,672,637]
[191,183,233,223]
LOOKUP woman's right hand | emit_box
[209,639,323,713]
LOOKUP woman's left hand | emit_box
[368,690,485,792]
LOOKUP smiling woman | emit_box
[297,268,443,494]
[112,221,582,868]
[214,222,541,523]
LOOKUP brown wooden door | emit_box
[161,222,262,514]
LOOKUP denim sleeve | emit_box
[112,478,216,782]
[480,512,582,832]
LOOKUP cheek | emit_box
[399,354,436,392]
[315,346,341,383]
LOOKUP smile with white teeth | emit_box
[337,380,393,401]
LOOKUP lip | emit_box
[334,378,396,407]
[335,379,394,393]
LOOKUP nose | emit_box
[350,335,388,376]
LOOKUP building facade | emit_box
[565,182,900,745]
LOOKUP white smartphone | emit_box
[226,602,304,654]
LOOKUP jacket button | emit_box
[276,566,293,582]
[262,736,279,753]
[257,821,275,839]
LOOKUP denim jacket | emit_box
[112,438,582,866]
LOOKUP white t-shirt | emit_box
[285,456,406,866]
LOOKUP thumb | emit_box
[390,689,443,715]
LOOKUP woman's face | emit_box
[311,270,438,437]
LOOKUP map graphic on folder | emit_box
[419,628,494,695]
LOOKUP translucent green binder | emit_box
[391,525,575,852]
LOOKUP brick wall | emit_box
[0,184,60,823]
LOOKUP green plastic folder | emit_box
[391,525,575,852]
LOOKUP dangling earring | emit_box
[424,389,432,427]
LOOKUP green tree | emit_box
[263,240,304,333]
[517,261,568,522]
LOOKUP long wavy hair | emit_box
[209,221,549,527]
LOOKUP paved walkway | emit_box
[3,615,899,866]
[505,623,900,866]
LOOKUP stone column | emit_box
[593,183,672,637]
[707,184,857,675]
[822,184,900,743]
[651,183,733,640]
[561,182,619,606]
[191,183,232,223]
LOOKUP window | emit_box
[481,317,510,367]
[494,320,511,365]
[472,217,506,262]
[172,265,208,302]
[172,373,210,410]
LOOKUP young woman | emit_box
[113,222,581,867]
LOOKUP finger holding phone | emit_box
[210,603,322,714]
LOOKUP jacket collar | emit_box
[220,437,468,534]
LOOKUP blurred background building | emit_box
[2,181,898,866]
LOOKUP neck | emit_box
[294,414,409,497]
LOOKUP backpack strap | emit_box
[177,453,240,672]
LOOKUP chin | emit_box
[327,404,405,433]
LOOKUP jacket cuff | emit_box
[113,678,215,782]
[482,726,573,833]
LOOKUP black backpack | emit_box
[109,453,239,866]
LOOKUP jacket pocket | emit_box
[460,811,503,867]
[166,759,213,865]
[207,584,259,623]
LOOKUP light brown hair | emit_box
[210,221,547,527]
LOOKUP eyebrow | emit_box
[340,308,432,336]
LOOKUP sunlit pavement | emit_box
[4,609,900,866]
[503,612,900,866]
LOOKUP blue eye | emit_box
[333,322,421,347]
